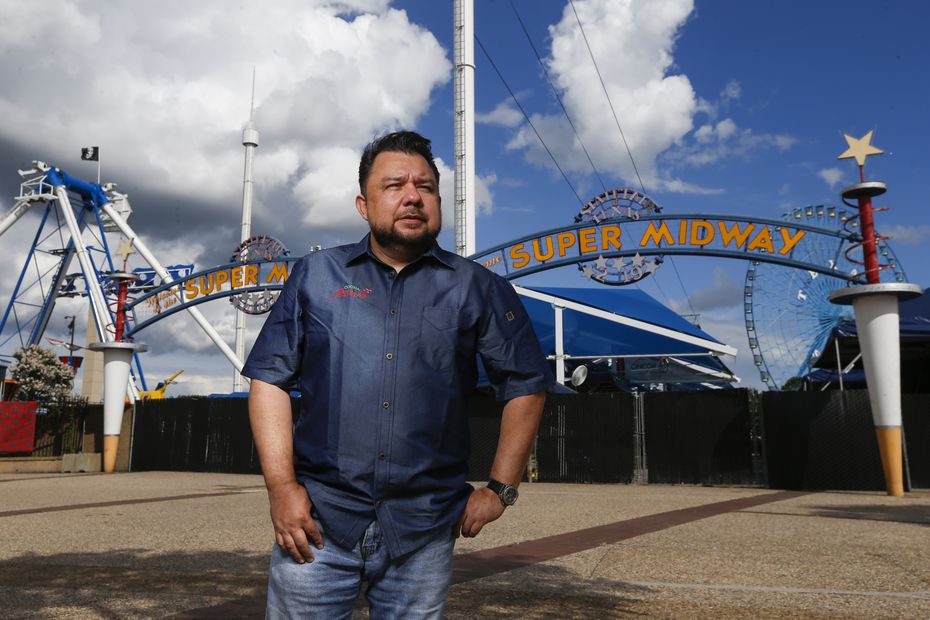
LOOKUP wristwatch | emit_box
[487,479,519,507]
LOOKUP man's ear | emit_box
[355,194,369,221]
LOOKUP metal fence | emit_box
[129,390,929,491]
[30,401,102,457]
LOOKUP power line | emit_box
[474,34,586,207]
[568,0,646,195]
[508,0,607,194]
[568,0,695,316]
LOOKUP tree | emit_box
[11,345,74,403]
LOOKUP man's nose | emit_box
[401,182,422,206]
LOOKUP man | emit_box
[244,131,551,618]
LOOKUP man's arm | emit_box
[249,379,322,563]
[457,391,545,537]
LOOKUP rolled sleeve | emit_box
[241,257,306,389]
[477,275,553,401]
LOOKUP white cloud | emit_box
[501,1,790,195]
[477,99,524,128]
[476,173,497,215]
[670,118,796,167]
[506,0,697,189]
[817,167,845,189]
[879,223,930,245]
[658,177,724,195]
[0,1,451,243]
[720,80,741,102]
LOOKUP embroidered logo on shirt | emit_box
[328,283,373,300]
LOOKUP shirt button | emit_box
[385,353,393,360]
[382,401,390,409]
[389,308,397,316]
[376,500,383,507]
[388,270,396,279]
[378,452,386,460]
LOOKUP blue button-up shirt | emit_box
[242,235,551,558]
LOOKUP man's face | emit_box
[355,151,441,256]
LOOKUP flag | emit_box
[81,146,99,161]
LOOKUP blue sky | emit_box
[0,0,927,392]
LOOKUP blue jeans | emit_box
[266,518,454,619]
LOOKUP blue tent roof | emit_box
[520,286,730,358]
[515,286,737,386]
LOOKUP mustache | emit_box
[394,211,427,221]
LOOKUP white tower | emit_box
[453,0,476,256]
[234,75,259,392]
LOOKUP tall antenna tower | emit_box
[454,0,476,256]
[234,70,259,392]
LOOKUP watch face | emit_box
[500,486,518,505]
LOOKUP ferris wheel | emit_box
[744,204,906,390]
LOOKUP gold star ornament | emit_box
[115,237,136,264]
[837,130,884,167]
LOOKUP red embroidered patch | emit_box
[328,284,373,301]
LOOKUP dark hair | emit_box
[358,131,440,196]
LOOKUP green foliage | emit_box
[781,376,804,391]
[11,345,74,403]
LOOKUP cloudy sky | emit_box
[1,0,927,393]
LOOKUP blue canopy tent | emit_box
[513,286,739,390]
[811,287,929,392]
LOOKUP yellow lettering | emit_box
[231,266,243,288]
[245,264,258,285]
[778,228,806,255]
[184,279,199,301]
[556,231,576,256]
[678,220,687,244]
[640,221,675,247]
[716,221,755,248]
[532,236,555,262]
[266,262,289,283]
[689,220,715,246]
[601,225,622,251]
[482,255,502,268]
[214,270,230,291]
[509,243,530,269]
[579,228,598,253]
[201,275,214,295]
[747,227,775,253]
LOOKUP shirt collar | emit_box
[345,234,456,270]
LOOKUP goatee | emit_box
[370,225,439,257]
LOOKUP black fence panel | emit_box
[133,397,303,472]
[762,390,885,490]
[131,392,929,491]
[536,392,634,483]
[133,398,210,471]
[903,394,930,488]
[644,389,756,485]
[467,392,504,482]
[202,400,261,473]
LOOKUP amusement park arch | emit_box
[0,167,900,392]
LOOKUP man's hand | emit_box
[455,486,505,538]
[268,480,323,563]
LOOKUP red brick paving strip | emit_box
[450,490,807,583]
[165,489,808,619]
[0,487,267,518]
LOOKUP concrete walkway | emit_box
[0,471,927,619]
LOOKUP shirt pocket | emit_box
[419,306,458,374]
